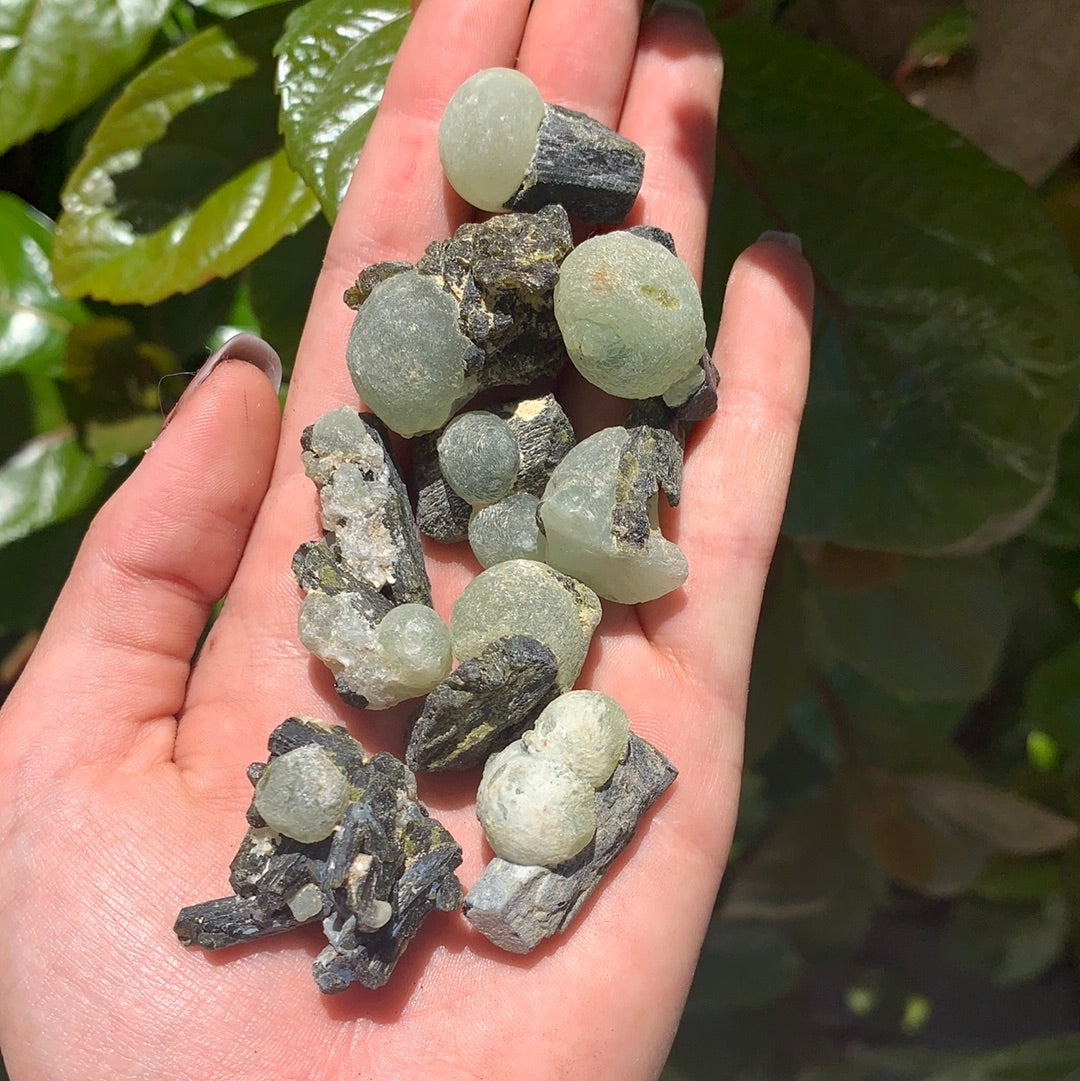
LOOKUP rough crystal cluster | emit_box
[178,68,708,984]
[293,408,449,710]
[175,718,463,993]
[346,206,573,438]
[438,67,645,223]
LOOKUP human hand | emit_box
[0,1,812,1078]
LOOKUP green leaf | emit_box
[275,0,411,220]
[924,1033,1080,1081]
[0,431,107,546]
[1021,637,1080,757]
[0,193,90,376]
[901,8,977,72]
[52,2,319,304]
[808,555,1009,701]
[710,19,1080,554]
[246,212,330,368]
[695,920,804,1009]
[945,892,1068,985]
[0,0,173,155]
[904,774,1079,855]
[1028,415,1080,547]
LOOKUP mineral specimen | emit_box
[299,407,430,607]
[405,634,559,772]
[554,230,706,400]
[450,559,602,690]
[467,491,545,567]
[475,691,632,867]
[174,718,463,993]
[437,411,520,507]
[253,744,350,843]
[416,392,575,544]
[439,67,645,223]
[347,208,573,438]
[463,733,677,953]
[476,741,597,867]
[538,425,687,604]
[522,690,631,788]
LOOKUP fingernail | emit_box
[161,333,281,432]
[757,230,803,254]
[649,0,707,20]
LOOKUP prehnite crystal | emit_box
[252,744,350,844]
[554,230,706,399]
[450,559,601,690]
[438,68,547,213]
[475,739,597,867]
[522,691,630,789]
[467,491,545,568]
[437,411,521,507]
[539,426,687,604]
[346,270,475,437]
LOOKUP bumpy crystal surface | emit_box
[346,270,475,437]
[375,603,453,690]
[468,491,545,567]
[554,231,706,399]
[522,690,630,788]
[476,739,596,866]
[539,427,687,603]
[298,593,451,709]
[437,411,521,507]
[450,559,601,689]
[438,68,546,212]
[253,744,350,843]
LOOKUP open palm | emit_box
[0,2,812,1078]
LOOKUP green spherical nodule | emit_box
[438,67,546,212]
[438,411,521,508]
[253,744,350,844]
[554,231,706,399]
[375,603,453,690]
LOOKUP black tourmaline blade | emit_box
[174,718,462,993]
[406,634,559,772]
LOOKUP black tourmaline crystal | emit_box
[174,718,462,993]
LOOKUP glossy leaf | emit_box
[0,431,107,546]
[695,920,804,1009]
[52,3,319,304]
[0,194,89,376]
[808,554,1009,701]
[0,0,172,155]
[275,0,411,220]
[905,774,1079,855]
[710,19,1080,554]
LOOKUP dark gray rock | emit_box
[406,635,559,772]
[462,732,676,953]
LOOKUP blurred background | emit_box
[1,1,1079,1078]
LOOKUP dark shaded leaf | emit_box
[950,871,1071,979]
[900,8,977,73]
[0,193,89,376]
[246,212,330,368]
[696,919,804,1009]
[52,3,318,303]
[276,0,411,219]
[709,19,1080,554]
[924,1033,1080,1081]
[905,774,1079,855]
[853,773,990,898]
[1021,637,1080,761]
[808,554,1009,701]
[0,431,107,546]
[0,0,172,155]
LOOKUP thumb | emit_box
[0,335,282,788]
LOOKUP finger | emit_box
[516,0,643,123]
[645,237,814,686]
[620,2,721,275]
[177,0,535,767]
[0,347,282,782]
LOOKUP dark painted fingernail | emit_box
[161,333,282,432]
[649,0,707,20]
[757,230,803,254]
